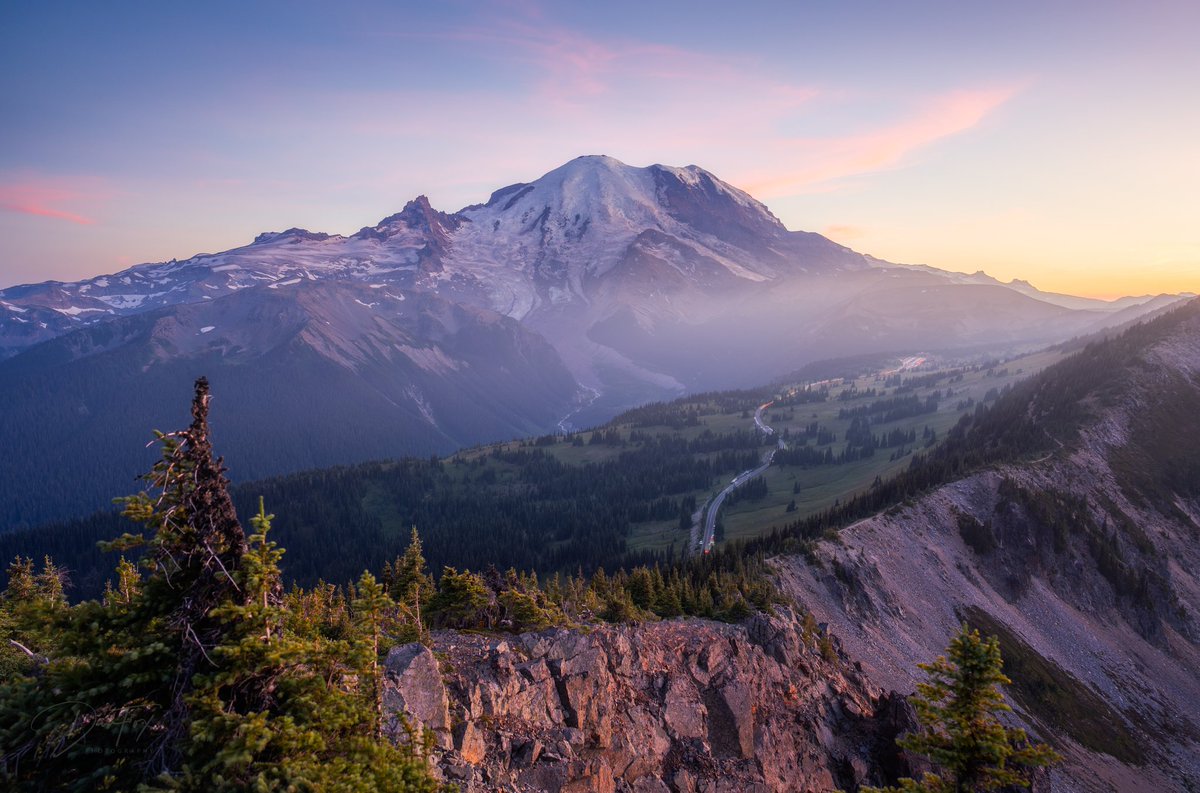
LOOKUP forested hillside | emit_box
[2,340,1053,600]
[0,286,580,531]
[3,301,1193,612]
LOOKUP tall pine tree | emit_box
[0,379,442,792]
[384,528,434,642]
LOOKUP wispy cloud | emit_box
[739,87,1019,197]
[0,178,104,225]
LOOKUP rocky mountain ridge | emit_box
[0,157,841,354]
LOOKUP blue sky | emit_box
[2,0,1197,297]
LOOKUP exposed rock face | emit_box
[383,609,915,792]
[384,643,453,749]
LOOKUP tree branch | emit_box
[8,639,48,665]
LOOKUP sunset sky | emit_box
[1,0,1196,298]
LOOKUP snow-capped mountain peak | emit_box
[0,154,1181,366]
[465,155,783,244]
[438,154,800,315]
[0,156,819,343]
[472,155,672,236]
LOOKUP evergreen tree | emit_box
[114,376,249,775]
[864,624,1060,793]
[497,589,553,632]
[3,558,36,603]
[352,570,394,737]
[600,587,640,623]
[33,557,67,607]
[182,501,439,791]
[426,567,492,629]
[1,555,67,663]
[0,557,58,679]
[103,556,142,607]
[385,528,434,640]
[0,379,244,789]
[627,567,654,610]
[0,379,441,792]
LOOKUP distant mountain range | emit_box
[0,155,1187,528]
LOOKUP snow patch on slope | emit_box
[405,386,439,426]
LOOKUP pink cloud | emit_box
[739,87,1019,197]
[0,178,105,225]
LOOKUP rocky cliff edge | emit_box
[383,609,916,792]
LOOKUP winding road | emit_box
[698,401,785,553]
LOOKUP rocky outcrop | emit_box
[384,643,453,750]
[383,609,915,792]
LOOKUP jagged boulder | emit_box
[383,643,452,749]
[454,720,488,764]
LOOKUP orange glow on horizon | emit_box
[818,227,1197,302]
